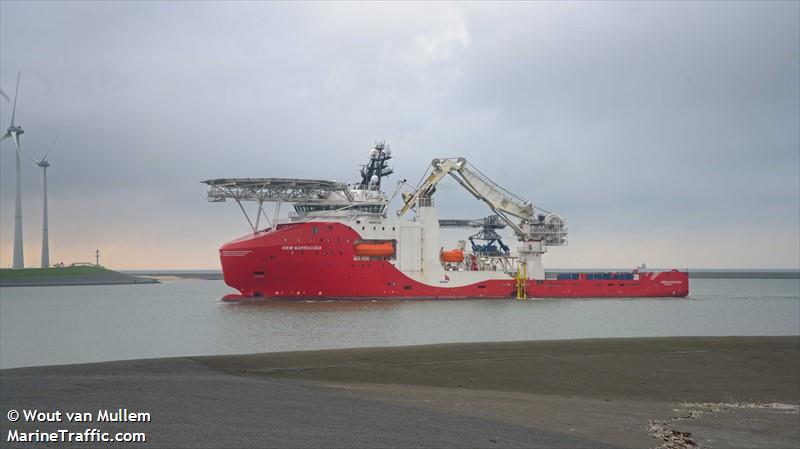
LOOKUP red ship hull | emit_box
[218,222,689,301]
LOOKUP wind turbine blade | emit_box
[0,88,9,103]
[1,131,9,142]
[11,133,36,164]
[11,133,21,153]
[42,132,60,161]
[11,71,20,127]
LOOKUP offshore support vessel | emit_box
[203,143,688,301]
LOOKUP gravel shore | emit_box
[2,336,797,448]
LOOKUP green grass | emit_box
[0,266,114,279]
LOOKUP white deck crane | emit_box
[398,158,567,280]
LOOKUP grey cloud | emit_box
[1,1,797,268]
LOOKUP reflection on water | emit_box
[226,299,404,312]
[1,278,798,369]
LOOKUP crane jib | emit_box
[397,158,566,247]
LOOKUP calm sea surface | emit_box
[1,278,798,369]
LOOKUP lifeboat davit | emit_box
[440,249,464,263]
[354,241,395,257]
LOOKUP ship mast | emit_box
[358,142,393,190]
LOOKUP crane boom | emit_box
[398,158,567,246]
[397,158,463,218]
[448,161,534,222]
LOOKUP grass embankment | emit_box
[0,265,158,286]
[0,266,111,279]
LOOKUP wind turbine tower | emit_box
[33,134,57,268]
[1,72,26,269]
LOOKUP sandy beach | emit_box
[2,336,797,448]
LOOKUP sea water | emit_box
[1,278,798,369]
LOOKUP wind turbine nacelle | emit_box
[7,125,23,135]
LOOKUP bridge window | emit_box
[294,205,385,214]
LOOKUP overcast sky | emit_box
[1,1,798,270]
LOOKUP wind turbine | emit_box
[30,134,58,268]
[1,72,26,269]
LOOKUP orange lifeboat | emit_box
[440,249,464,263]
[354,241,395,257]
